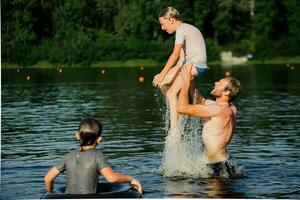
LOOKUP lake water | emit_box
[1,64,300,199]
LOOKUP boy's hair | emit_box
[224,77,241,102]
[159,7,180,20]
[78,117,102,147]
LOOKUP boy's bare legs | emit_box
[166,73,183,130]
[160,65,181,93]
[160,48,185,93]
[166,64,196,130]
[160,49,184,92]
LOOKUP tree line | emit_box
[2,0,300,67]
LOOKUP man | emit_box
[177,67,241,177]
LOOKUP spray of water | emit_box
[158,100,210,178]
[158,98,245,178]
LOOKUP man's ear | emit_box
[76,132,80,140]
[223,90,230,97]
[97,136,102,144]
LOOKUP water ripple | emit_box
[1,66,300,199]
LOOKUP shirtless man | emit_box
[177,67,241,177]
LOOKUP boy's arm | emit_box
[44,167,60,193]
[153,44,182,86]
[101,167,142,194]
[176,48,185,67]
[161,44,182,77]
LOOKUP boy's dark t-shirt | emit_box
[55,149,110,194]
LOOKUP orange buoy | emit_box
[138,76,144,83]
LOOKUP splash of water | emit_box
[158,102,210,178]
[158,99,245,179]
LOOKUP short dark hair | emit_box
[78,117,102,147]
[224,77,241,102]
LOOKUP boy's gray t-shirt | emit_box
[175,23,207,67]
[55,149,110,194]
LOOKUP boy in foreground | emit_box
[44,117,142,194]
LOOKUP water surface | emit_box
[1,64,300,198]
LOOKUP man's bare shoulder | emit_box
[199,99,222,117]
[204,99,216,105]
[230,103,238,116]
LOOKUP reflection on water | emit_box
[165,178,246,198]
[201,178,246,198]
[1,65,300,199]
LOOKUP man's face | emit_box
[211,78,228,97]
[159,17,175,34]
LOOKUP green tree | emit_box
[194,0,218,39]
[114,2,144,39]
[252,0,299,58]
[95,0,119,31]
[2,0,299,66]
[212,0,251,45]
[50,0,100,65]
[2,0,38,64]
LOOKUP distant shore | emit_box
[2,56,300,69]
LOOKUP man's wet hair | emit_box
[224,77,241,102]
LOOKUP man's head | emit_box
[76,117,102,147]
[211,77,241,102]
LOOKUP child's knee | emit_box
[166,88,172,97]
[166,88,177,100]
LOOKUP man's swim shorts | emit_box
[207,160,237,178]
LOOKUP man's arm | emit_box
[177,67,211,117]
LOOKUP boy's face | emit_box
[159,17,175,34]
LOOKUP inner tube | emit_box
[41,182,142,199]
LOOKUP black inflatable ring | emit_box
[41,182,142,199]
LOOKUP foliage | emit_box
[2,0,300,66]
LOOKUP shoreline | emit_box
[2,57,300,69]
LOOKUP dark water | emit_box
[1,65,300,199]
